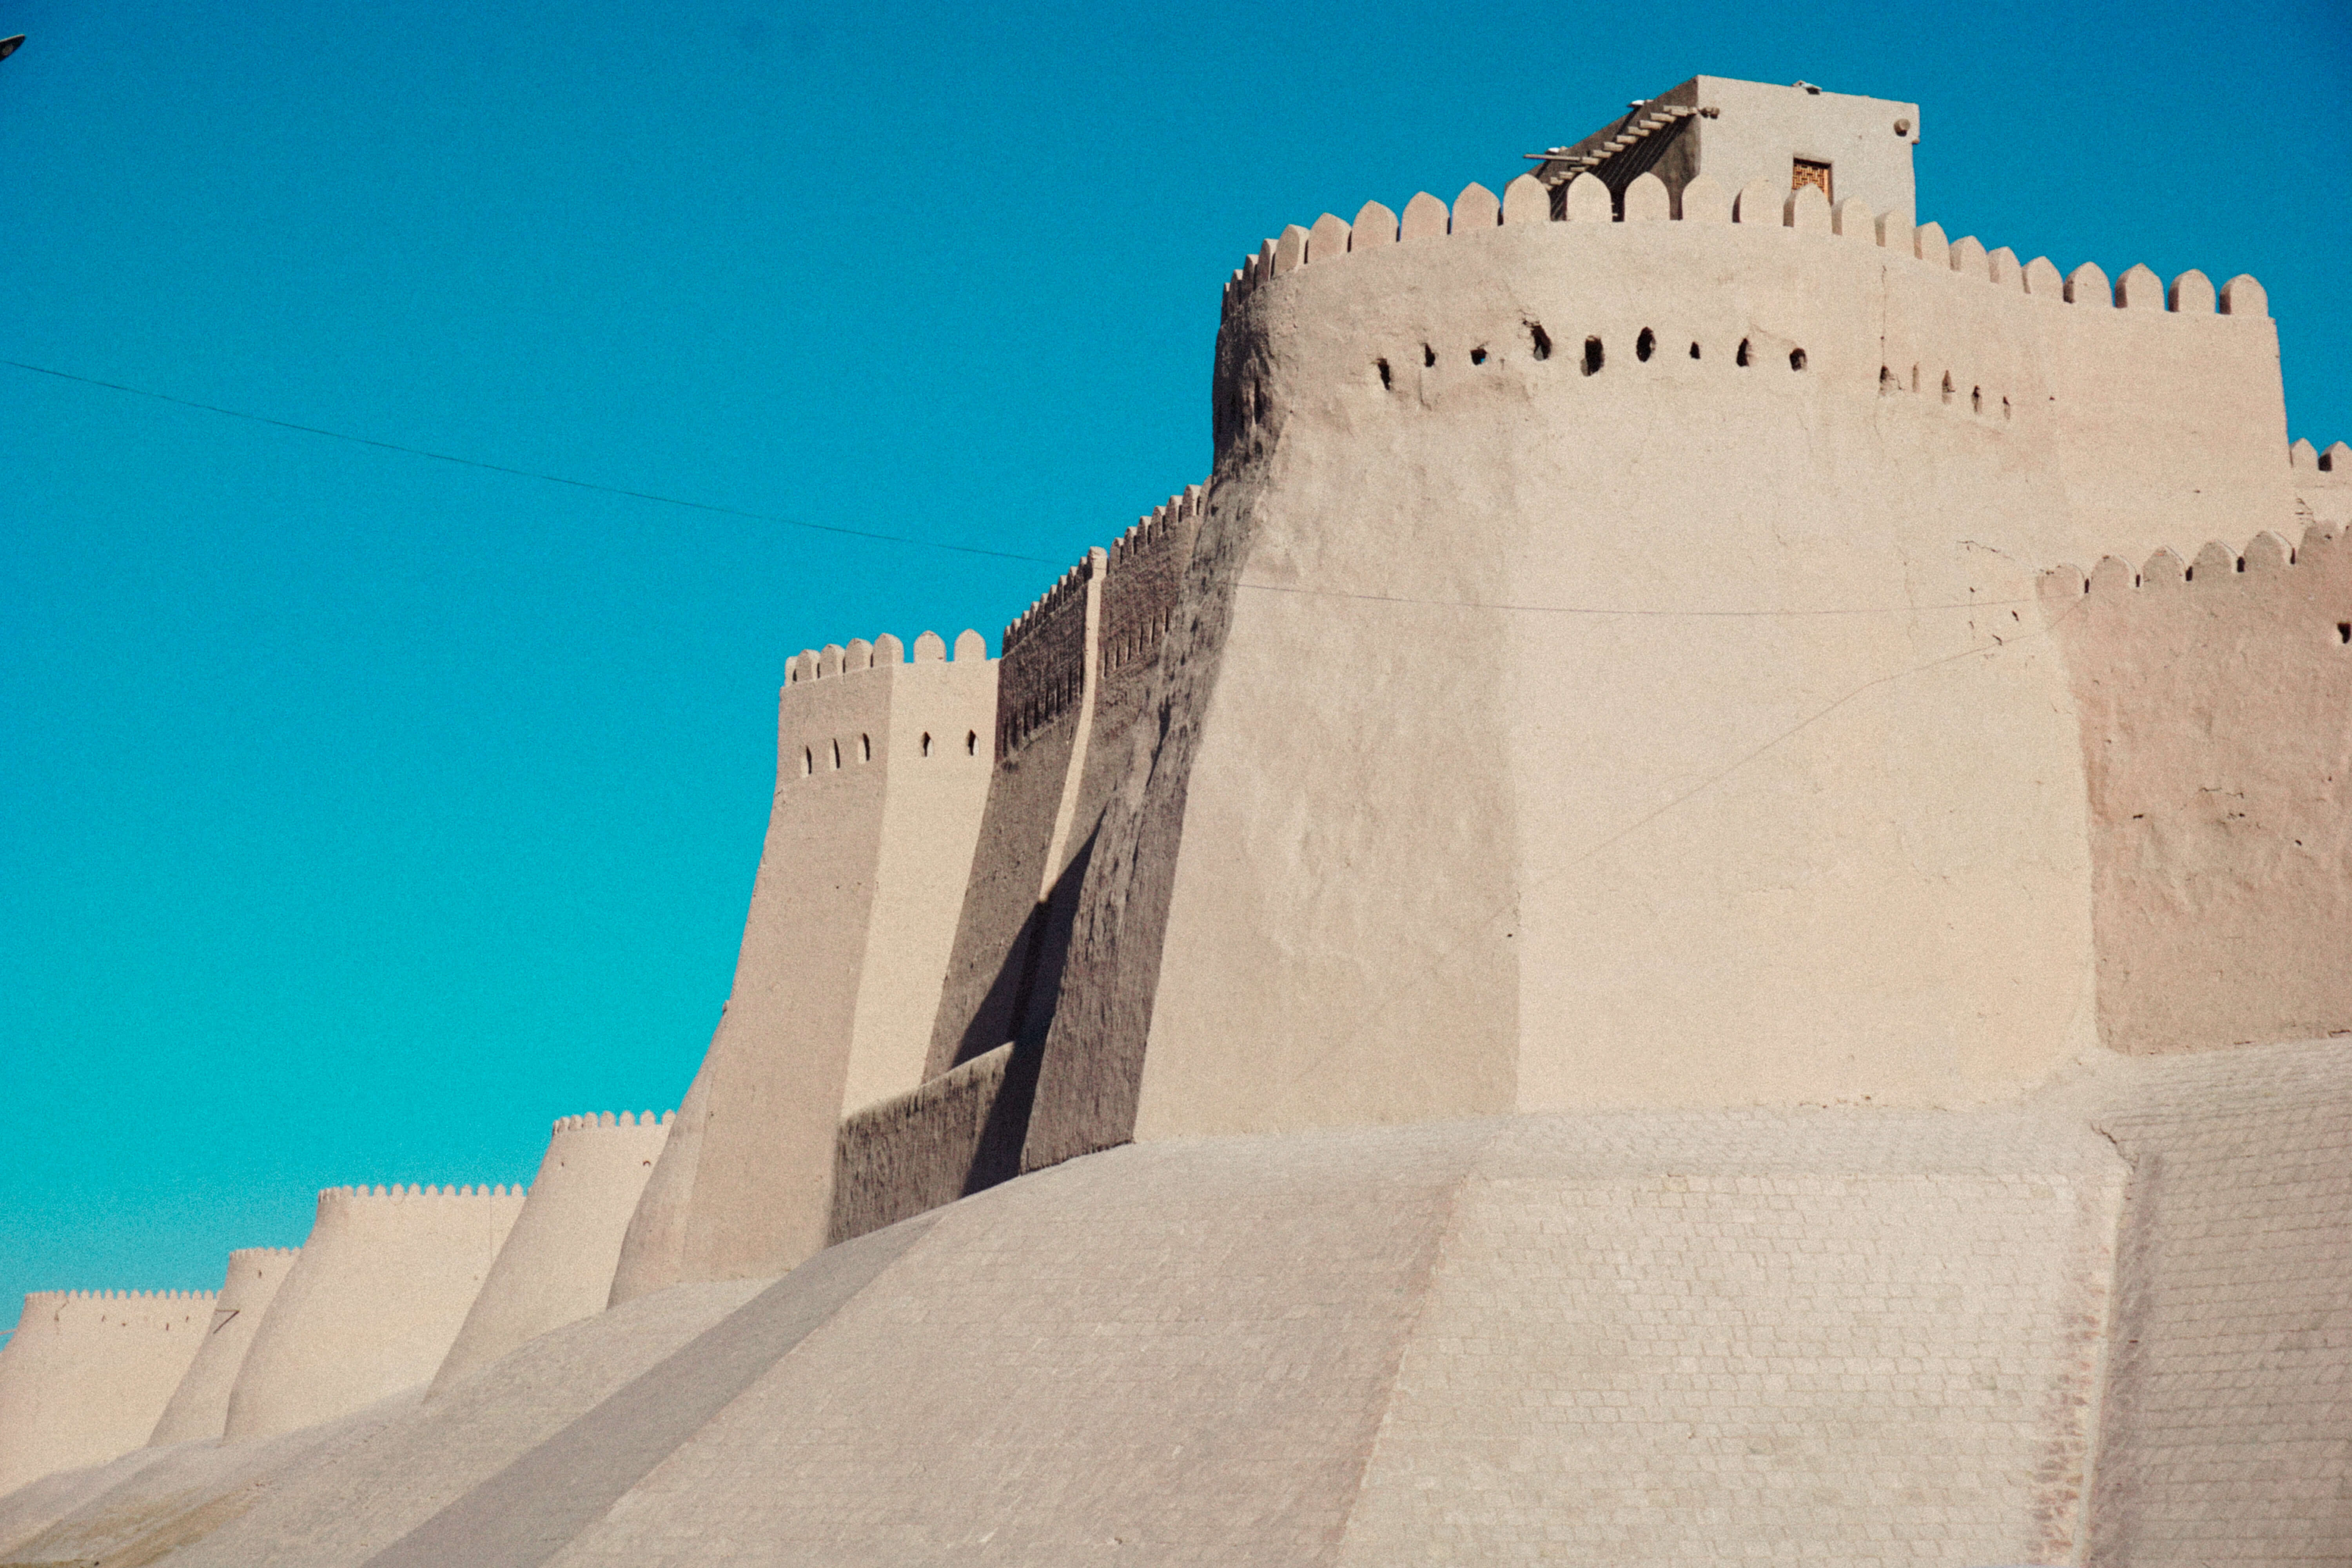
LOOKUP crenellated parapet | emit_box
[0,1285,215,1494]
[548,1109,672,1134]
[609,623,997,1302]
[2038,522,2352,1057]
[926,486,1206,1102]
[2292,436,2352,530]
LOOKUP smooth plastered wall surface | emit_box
[611,632,995,1300]
[432,1112,672,1394]
[0,1290,212,1497]
[223,1184,524,1441]
[1030,173,2289,1165]
[148,1247,300,1445]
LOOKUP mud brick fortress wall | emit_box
[4,76,2347,1564]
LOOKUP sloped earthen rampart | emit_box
[147,1247,299,1446]
[1025,164,2287,1171]
[0,1289,212,1495]
[223,1183,524,1441]
[431,1111,673,1392]
[2039,523,2352,1054]
[608,628,995,1302]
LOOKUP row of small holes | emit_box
[801,731,978,775]
[1376,329,1805,386]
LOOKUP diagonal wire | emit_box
[1,357,1064,567]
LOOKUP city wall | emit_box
[431,1111,671,1393]
[147,1247,299,1446]
[223,1183,524,1441]
[2040,523,2352,1054]
[0,1290,212,1496]
[608,629,995,1299]
[1027,169,2290,1168]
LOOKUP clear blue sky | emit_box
[4,0,2347,1316]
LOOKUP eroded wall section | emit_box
[2041,523,2352,1053]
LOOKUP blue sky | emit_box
[3,0,2347,1316]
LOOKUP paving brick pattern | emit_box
[1336,1112,2125,1566]
[2084,1040,2352,1565]
[548,1124,1485,1567]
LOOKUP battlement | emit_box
[786,627,989,686]
[1222,169,2265,334]
[2038,520,2345,601]
[317,1182,520,1203]
[550,1110,675,1134]
[2292,438,2352,475]
[17,1289,216,1305]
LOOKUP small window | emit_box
[1736,339,1751,367]
[860,734,872,762]
[1582,337,1604,375]
[1942,372,1955,405]
[831,740,841,770]
[966,731,978,756]
[1688,341,1701,360]
[1635,328,1655,362]
[802,748,813,777]
[921,732,933,757]
[1789,348,1807,371]
[1469,346,1487,365]
[1791,159,1832,201]
[1971,386,1983,413]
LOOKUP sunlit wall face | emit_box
[2,0,2347,1314]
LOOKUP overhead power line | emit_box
[1,358,1063,567]
[7,357,2035,621]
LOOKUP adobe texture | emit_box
[5,73,2348,1555]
